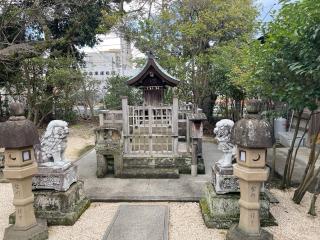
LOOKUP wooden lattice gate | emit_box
[122,98,179,156]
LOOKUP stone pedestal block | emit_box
[212,164,239,194]
[200,183,276,229]
[11,181,90,226]
[32,162,77,191]
[4,218,48,240]
[226,224,273,240]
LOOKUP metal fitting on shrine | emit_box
[226,117,274,240]
[0,102,48,240]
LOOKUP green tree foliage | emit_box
[0,0,133,123]
[104,75,142,110]
[237,0,320,195]
[4,57,82,125]
[122,0,257,121]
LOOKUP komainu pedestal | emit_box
[11,181,90,226]
[29,120,90,225]
[32,162,77,191]
[200,183,276,229]
[212,164,239,194]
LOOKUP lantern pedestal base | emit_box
[200,183,277,229]
[10,181,90,226]
[4,218,48,240]
[226,224,273,240]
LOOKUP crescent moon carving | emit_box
[252,154,261,161]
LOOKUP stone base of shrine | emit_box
[200,183,277,229]
[226,224,273,240]
[4,218,48,240]
[110,155,206,178]
[10,181,90,226]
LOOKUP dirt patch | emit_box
[65,121,97,161]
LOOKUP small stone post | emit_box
[172,96,179,155]
[189,113,206,176]
[0,102,48,240]
[122,96,129,153]
[226,118,273,240]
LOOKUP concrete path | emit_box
[266,147,319,185]
[75,141,221,201]
[102,205,168,240]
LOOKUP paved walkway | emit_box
[102,205,169,240]
[266,147,320,185]
[75,141,221,201]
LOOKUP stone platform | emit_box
[32,162,77,191]
[200,183,277,229]
[10,181,90,226]
[212,164,239,194]
[102,205,169,240]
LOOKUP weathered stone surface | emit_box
[102,205,169,240]
[231,118,274,148]
[200,183,277,229]
[122,155,205,175]
[214,119,235,167]
[212,165,239,194]
[120,168,179,178]
[226,224,273,240]
[4,218,48,240]
[10,181,90,226]
[38,120,69,164]
[32,163,78,191]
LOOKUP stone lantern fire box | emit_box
[0,102,48,240]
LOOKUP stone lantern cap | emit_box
[231,117,274,148]
[0,102,39,149]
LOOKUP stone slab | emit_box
[32,163,78,191]
[102,205,168,240]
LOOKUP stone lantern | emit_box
[226,118,273,240]
[0,102,48,240]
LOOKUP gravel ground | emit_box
[0,183,319,240]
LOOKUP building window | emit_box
[89,72,93,75]
[95,71,98,75]
[106,71,110,75]
[111,70,116,75]
[100,71,104,75]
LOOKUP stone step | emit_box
[120,168,179,179]
[102,205,169,240]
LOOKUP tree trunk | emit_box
[199,94,217,124]
[282,109,303,189]
[293,126,320,203]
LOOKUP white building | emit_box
[81,33,137,94]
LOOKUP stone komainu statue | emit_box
[213,119,235,167]
[38,120,69,164]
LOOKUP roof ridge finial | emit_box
[147,50,155,59]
